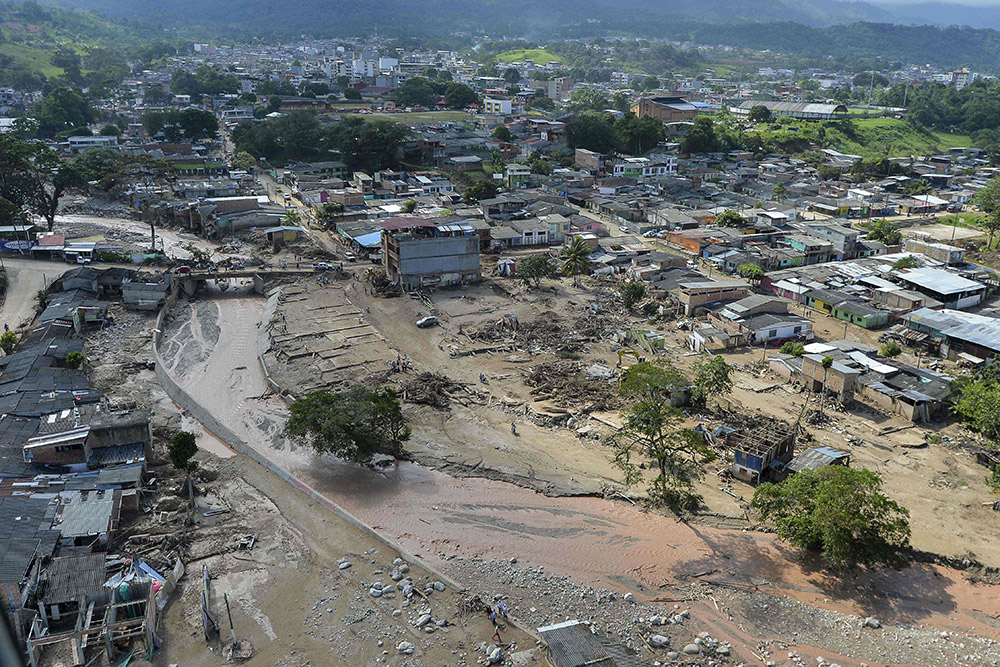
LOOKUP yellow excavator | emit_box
[616,349,646,368]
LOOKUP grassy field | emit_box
[835,118,971,157]
[0,43,63,77]
[341,110,473,122]
[496,48,563,64]
[749,117,971,159]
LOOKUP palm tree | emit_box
[560,236,593,286]
[818,356,834,419]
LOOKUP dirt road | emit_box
[157,295,1000,665]
[0,257,69,330]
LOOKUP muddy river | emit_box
[157,294,1000,644]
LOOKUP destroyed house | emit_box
[23,408,152,470]
[786,446,850,474]
[538,620,645,667]
[727,421,796,483]
[0,496,60,610]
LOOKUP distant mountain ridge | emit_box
[35,0,897,36]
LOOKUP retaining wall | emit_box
[151,285,464,591]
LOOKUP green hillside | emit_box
[496,49,564,65]
[0,0,148,89]
[752,117,971,159]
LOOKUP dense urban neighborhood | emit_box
[4,3,1000,666]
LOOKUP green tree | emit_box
[568,88,608,113]
[0,330,17,355]
[772,183,787,201]
[517,253,556,287]
[715,209,747,228]
[266,95,282,113]
[747,105,773,123]
[284,386,411,463]
[610,360,709,509]
[65,351,85,368]
[680,116,722,154]
[564,111,617,154]
[343,88,362,100]
[880,342,902,358]
[818,356,835,419]
[780,341,806,356]
[612,91,631,114]
[400,199,418,213]
[464,180,498,204]
[317,202,344,225]
[35,88,94,138]
[394,77,437,107]
[973,177,1000,248]
[491,125,513,142]
[169,430,198,473]
[619,281,646,310]
[752,466,911,573]
[231,151,257,171]
[952,365,1000,441]
[503,68,521,84]
[614,113,665,155]
[559,236,593,286]
[444,83,477,109]
[866,219,902,246]
[891,255,921,270]
[692,356,733,407]
[736,263,764,284]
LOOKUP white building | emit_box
[482,98,512,115]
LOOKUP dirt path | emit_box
[0,257,69,330]
[157,295,1000,665]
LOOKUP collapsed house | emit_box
[769,340,953,423]
[725,420,796,484]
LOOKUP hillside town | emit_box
[3,26,1000,667]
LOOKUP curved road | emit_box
[0,257,73,330]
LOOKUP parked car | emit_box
[313,262,333,271]
[175,265,192,274]
[416,316,438,328]
[618,226,629,233]
[344,251,357,262]
[76,255,92,265]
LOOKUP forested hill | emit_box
[36,0,893,37]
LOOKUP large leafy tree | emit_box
[866,219,902,246]
[610,360,708,510]
[565,111,618,154]
[692,356,733,407]
[394,77,438,107]
[680,115,723,154]
[517,253,556,287]
[752,466,911,573]
[972,176,1000,249]
[614,113,665,155]
[444,83,478,109]
[0,136,84,230]
[952,364,1000,442]
[715,209,747,228]
[35,88,95,138]
[284,386,410,463]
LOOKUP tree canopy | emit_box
[752,466,911,573]
[284,386,411,463]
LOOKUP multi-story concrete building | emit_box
[381,217,481,291]
[631,96,699,123]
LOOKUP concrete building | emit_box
[903,236,964,265]
[381,217,480,291]
[895,267,986,310]
[483,98,512,115]
[630,96,699,123]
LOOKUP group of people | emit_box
[484,600,509,643]
[388,353,412,373]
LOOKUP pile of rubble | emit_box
[464,312,602,353]
[523,361,621,412]
[400,372,479,408]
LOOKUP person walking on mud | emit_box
[510,422,517,436]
